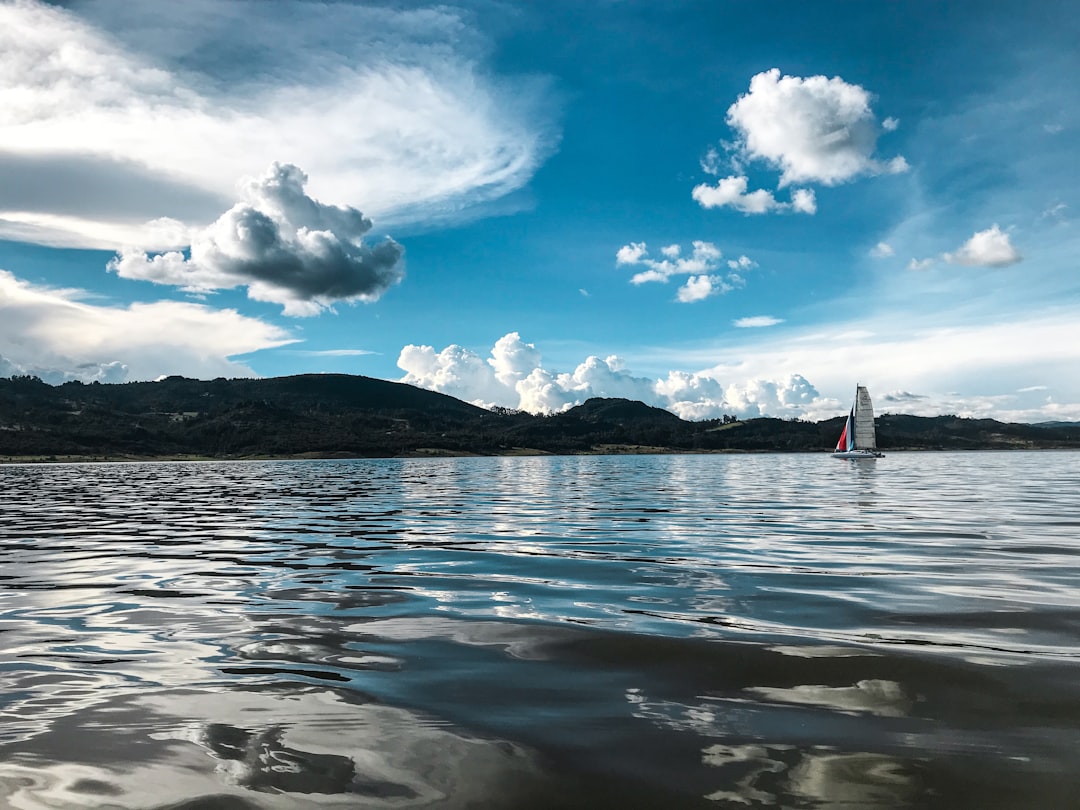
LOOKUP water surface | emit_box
[2,452,1079,808]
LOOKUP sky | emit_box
[1,0,1078,423]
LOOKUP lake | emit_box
[1,452,1079,808]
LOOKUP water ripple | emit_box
[2,452,1080,807]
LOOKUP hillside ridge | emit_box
[2,374,1078,459]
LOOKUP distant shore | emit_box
[3,374,1079,459]
[5,445,1075,465]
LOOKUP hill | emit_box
[1,374,1078,460]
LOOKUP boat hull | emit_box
[831,450,884,459]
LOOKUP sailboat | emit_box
[831,385,885,458]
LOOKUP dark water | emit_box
[2,452,1080,809]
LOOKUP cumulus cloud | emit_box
[398,332,823,420]
[723,375,820,417]
[944,224,1022,267]
[615,241,748,302]
[790,188,818,214]
[398,310,1080,424]
[870,242,895,258]
[696,69,904,215]
[904,225,1023,273]
[677,275,726,302]
[726,68,907,186]
[615,242,648,265]
[0,0,558,248]
[686,309,1080,422]
[0,269,293,383]
[108,163,405,316]
[691,175,816,215]
[489,332,543,388]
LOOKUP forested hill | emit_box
[1,373,1079,460]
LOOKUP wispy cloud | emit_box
[286,349,379,357]
[0,270,293,383]
[0,0,559,249]
[734,316,784,328]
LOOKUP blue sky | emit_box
[1,0,1077,421]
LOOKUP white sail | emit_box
[831,385,883,458]
[853,385,877,450]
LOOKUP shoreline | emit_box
[3,446,1074,464]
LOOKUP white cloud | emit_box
[691,175,815,215]
[790,188,818,214]
[286,349,377,357]
[615,241,749,301]
[908,257,935,271]
[734,316,784,328]
[0,269,293,383]
[944,224,1022,267]
[108,163,405,316]
[615,242,648,265]
[652,372,728,420]
[723,374,820,418]
[1041,203,1067,220]
[886,156,910,174]
[870,242,895,258]
[685,310,1080,422]
[399,333,820,420]
[399,309,1080,424]
[397,342,510,407]
[0,1,557,249]
[677,275,727,303]
[725,68,907,187]
[700,146,724,176]
[489,332,543,388]
[692,176,780,213]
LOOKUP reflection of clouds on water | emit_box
[786,750,915,807]
[746,679,913,718]
[5,454,1080,806]
[626,682,919,806]
[0,686,549,809]
[702,744,917,808]
[343,615,574,661]
[701,744,789,805]
[625,687,750,739]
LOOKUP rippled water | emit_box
[2,452,1080,808]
